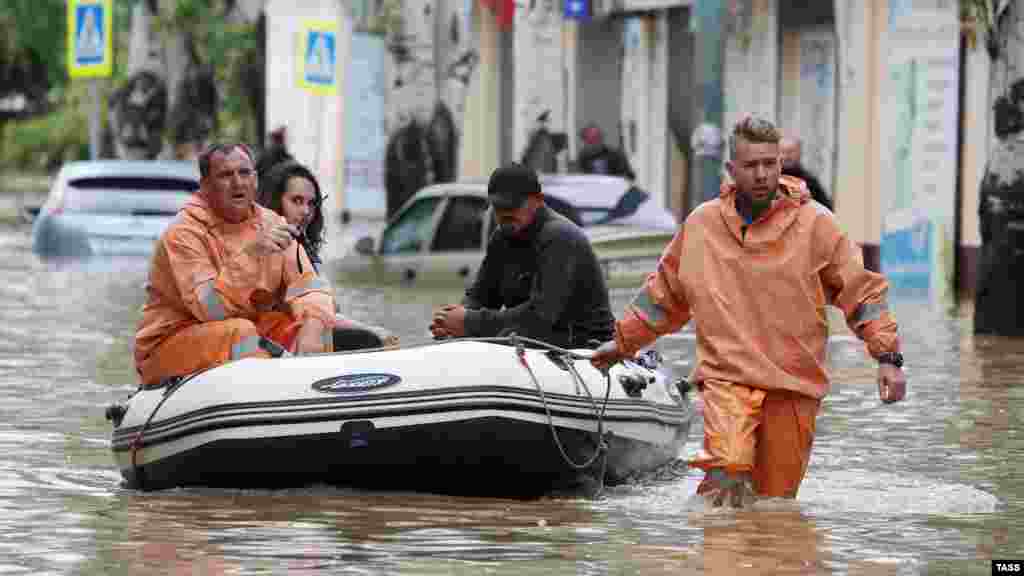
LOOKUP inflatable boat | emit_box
[107,336,694,496]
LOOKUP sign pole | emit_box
[68,0,113,160]
[89,79,101,160]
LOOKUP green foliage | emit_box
[157,0,260,143]
[0,0,68,88]
[1,83,92,172]
[960,0,994,50]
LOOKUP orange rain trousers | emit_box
[137,311,304,386]
[691,379,820,498]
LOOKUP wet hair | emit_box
[198,142,255,179]
[257,160,325,262]
[729,116,781,159]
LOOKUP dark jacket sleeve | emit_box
[462,234,502,310]
[614,148,636,180]
[464,226,580,341]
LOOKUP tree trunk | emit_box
[974,0,1024,334]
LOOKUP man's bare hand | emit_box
[245,223,300,257]
[589,340,629,372]
[430,304,466,339]
[878,364,906,403]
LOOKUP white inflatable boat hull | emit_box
[109,340,694,495]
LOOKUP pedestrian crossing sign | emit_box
[67,0,113,78]
[298,21,339,95]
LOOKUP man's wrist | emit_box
[878,351,904,368]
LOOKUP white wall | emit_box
[264,0,350,225]
[513,0,566,167]
[723,0,778,131]
[960,43,990,249]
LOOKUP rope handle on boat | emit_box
[128,369,209,489]
[505,333,613,496]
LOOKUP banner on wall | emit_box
[879,2,959,302]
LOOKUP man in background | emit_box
[576,123,635,181]
[780,135,832,210]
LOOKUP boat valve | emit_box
[105,403,127,427]
[619,373,648,398]
[674,378,691,398]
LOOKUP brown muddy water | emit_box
[0,218,1020,575]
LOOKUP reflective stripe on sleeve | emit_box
[631,288,667,325]
[198,281,227,321]
[286,276,331,300]
[851,300,888,324]
[230,335,263,360]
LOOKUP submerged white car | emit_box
[335,174,679,287]
[31,160,199,259]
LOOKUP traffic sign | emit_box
[297,21,339,95]
[67,0,113,78]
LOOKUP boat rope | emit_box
[465,334,613,497]
[128,368,209,489]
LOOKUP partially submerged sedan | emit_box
[31,161,199,259]
[335,174,679,288]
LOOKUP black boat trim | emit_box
[112,397,688,454]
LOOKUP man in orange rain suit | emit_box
[591,116,908,507]
[134,143,335,386]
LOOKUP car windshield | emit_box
[63,176,197,215]
[380,196,442,254]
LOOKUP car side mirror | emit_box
[354,236,375,255]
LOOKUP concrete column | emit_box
[832,0,878,265]
[459,4,502,179]
[691,0,726,205]
[513,2,565,169]
[650,13,670,210]
[564,22,579,163]
[958,41,990,293]
[622,18,652,192]
[723,0,778,129]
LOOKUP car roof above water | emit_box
[416,174,633,199]
[58,160,200,182]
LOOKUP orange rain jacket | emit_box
[615,176,900,400]
[134,194,336,380]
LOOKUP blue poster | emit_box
[881,220,932,296]
[344,34,387,217]
[564,0,589,21]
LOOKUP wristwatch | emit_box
[878,351,904,368]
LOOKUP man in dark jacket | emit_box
[577,124,635,180]
[780,136,832,211]
[429,163,616,348]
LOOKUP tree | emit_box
[0,0,65,121]
[109,0,261,160]
[966,0,1024,335]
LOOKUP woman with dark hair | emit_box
[257,160,326,266]
[257,161,399,350]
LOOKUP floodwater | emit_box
[0,218,1021,575]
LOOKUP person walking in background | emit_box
[780,135,832,211]
[576,123,635,180]
[590,116,906,508]
[257,160,399,350]
[255,125,294,181]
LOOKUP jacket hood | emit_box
[717,175,811,245]
[181,192,283,231]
